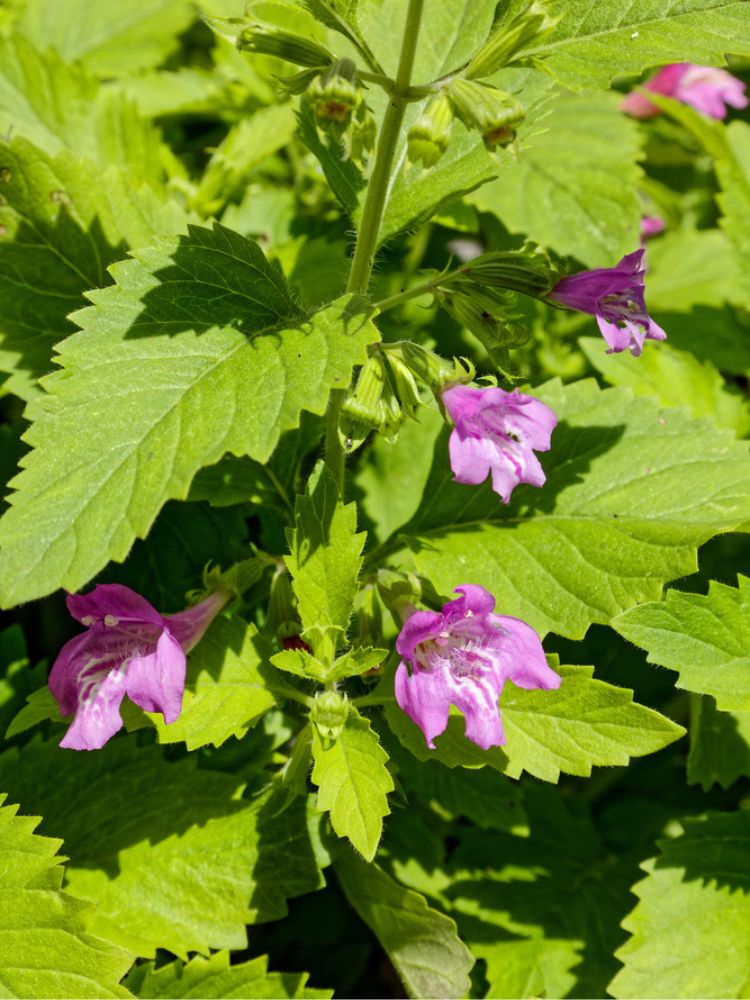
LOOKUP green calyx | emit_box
[407,93,454,167]
[466,0,559,79]
[236,22,333,68]
[311,690,350,741]
[447,78,524,149]
[308,58,363,133]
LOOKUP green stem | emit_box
[375,276,437,312]
[352,693,396,708]
[346,0,426,295]
[268,682,314,709]
[324,0,426,491]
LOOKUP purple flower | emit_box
[49,584,229,751]
[394,585,560,750]
[548,249,666,356]
[621,63,748,120]
[640,215,665,241]
[441,384,556,504]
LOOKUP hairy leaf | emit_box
[0,225,379,607]
[0,739,325,957]
[125,951,331,999]
[611,811,750,999]
[0,795,133,998]
[311,706,393,860]
[613,576,750,711]
[525,0,750,91]
[335,850,474,1000]
[286,463,366,655]
[687,695,750,791]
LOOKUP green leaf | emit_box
[335,850,474,1000]
[580,337,750,437]
[311,706,393,861]
[394,379,750,640]
[15,0,194,76]
[0,136,184,401]
[524,0,750,91]
[613,576,750,712]
[448,785,636,1000]
[297,102,365,215]
[0,795,133,998]
[135,616,278,750]
[286,463,366,656]
[645,227,745,312]
[392,746,527,832]
[0,226,379,607]
[387,663,682,782]
[470,91,643,266]
[193,105,298,217]
[687,695,750,791]
[0,624,47,737]
[0,739,325,957]
[0,35,168,183]
[610,811,750,999]
[5,687,63,740]
[125,951,331,999]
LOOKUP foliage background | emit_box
[1,0,750,997]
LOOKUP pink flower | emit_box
[394,585,560,750]
[548,248,666,356]
[441,384,557,504]
[49,584,229,750]
[621,63,748,120]
[640,215,665,240]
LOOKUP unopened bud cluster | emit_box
[407,1,556,168]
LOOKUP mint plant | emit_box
[1,1,750,997]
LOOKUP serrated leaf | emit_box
[386,663,682,782]
[0,739,325,957]
[335,850,474,1000]
[470,91,643,266]
[136,616,278,750]
[0,136,185,401]
[687,695,750,791]
[15,0,193,76]
[610,811,750,999]
[0,225,379,607]
[524,0,750,91]
[125,951,331,999]
[447,785,636,1000]
[613,576,750,712]
[5,686,62,740]
[312,706,393,860]
[392,379,750,640]
[297,102,365,215]
[581,337,750,437]
[0,795,133,998]
[286,463,366,654]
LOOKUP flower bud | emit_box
[407,93,454,167]
[466,1,559,79]
[311,690,349,741]
[448,78,524,149]
[308,58,362,134]
[438,286,529,373]
[458,246,561,297]
[341,353,390,430]
[237,23,333,67]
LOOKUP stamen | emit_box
[104,615,119,627]
[81,615,96,626]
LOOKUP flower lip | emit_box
[49,584,229,751]
[621,62,748,120]
[548,249,666,356]
[394,584,561,751]
[441,384,557,503]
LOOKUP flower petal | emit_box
[67,584,164,627]
[492,615,561,691]
[59,666,129,751]
[126,629,187,724]
[448,428,495,485]
[49,632,96,716]
[164,591,229,653]
[396,608,444,661]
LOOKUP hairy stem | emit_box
[346,0,426,295]
[324,0,426,493]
